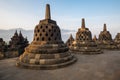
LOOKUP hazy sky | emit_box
[0,0,120,38]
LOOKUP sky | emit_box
[0,0,120,38]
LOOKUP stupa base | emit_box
[16,53,77,70]
[70,48,103,54]
[70,51,102,54]
[98,45,118,50]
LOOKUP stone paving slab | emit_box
[0,50,120,80]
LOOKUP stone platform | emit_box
[0,50,120,80]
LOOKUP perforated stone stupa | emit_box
[93,35,98,42]
[98,24,117,49]
[0,38,6,52]
[8,30,29,57]
[0,38,6,59]
[16,4,76,69]
[114,33,120,49]
[66,34,74,48]
[70,18,102,54]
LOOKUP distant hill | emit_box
[0,28,76,43]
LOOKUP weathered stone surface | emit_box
[98,24,117,50]
[0,52,4,60]
[7,30,29,57]
[66,34,74,48]
[0,38,6,59]
[1,50,120,80]
[0,38,6,52]
[70,18,102,54]
[93,35,98,42]
[16,4,76,69]
[114,33,120,49]
[5,51,19,58]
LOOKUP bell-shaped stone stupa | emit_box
[70,18,102,54]
[93,35,98,42]
[98,24,117,49]
[66,34,74,48]
[0,38,6,59]
[114,33,120,49]
[16,4,76,69]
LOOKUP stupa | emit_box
[9,30,19,47]
[9,31,29,50]
[98,24,117,49]
[16,4,76,69]
[93,35,98,42]
[0,38,6,59]
[0,38,6,52]
[7,30,29,57]
[66,34,74,48]
[114,33,120,49]
[70,18,102,54]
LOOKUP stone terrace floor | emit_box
[0,50,120,80]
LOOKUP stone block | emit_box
[29,59,36,64]
[40,59,46,65]
[35,54,40,59]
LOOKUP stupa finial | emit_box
[14,30,18,36]
[103,24,107,31]
[70,34,73,38]
[45,4,51,19]
[94,35,97,40]
[81,18,85,28]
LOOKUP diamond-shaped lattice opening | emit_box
[42,37,44,41]
[48,37,51,41]
[43,29,45,32]
[37,37,39,41]
[51,33,53,37]
[40,26,42,28]
[38,29,40,32]
[46,33,48,36]
[40,33,42,36]
[49,29,51,32]
[46,26,48,28]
